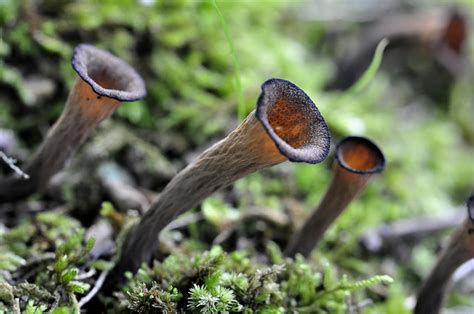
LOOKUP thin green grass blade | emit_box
[211,0,245,121]
[349,38,389,94]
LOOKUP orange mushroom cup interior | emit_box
[256,78,331,164]
[336,136,385,174]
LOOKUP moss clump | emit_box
[0,211,107,312]
[111,246,392,313]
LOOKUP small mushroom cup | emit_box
[0,44,146,203]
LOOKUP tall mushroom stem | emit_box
[414,195,474,314]
[114,78,331,279]
[0,44,146,203]
[284,136,385,258]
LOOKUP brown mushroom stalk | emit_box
[0,44,146,203]
[284,136,385,257]
[114,78,331,277]
[414,195,474,314]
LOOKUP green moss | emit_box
[111,246,391,313]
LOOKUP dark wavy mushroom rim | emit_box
[72,44,146,102]
[468,194,474,223]
[336,136,385,174]
[256,78,331,164]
